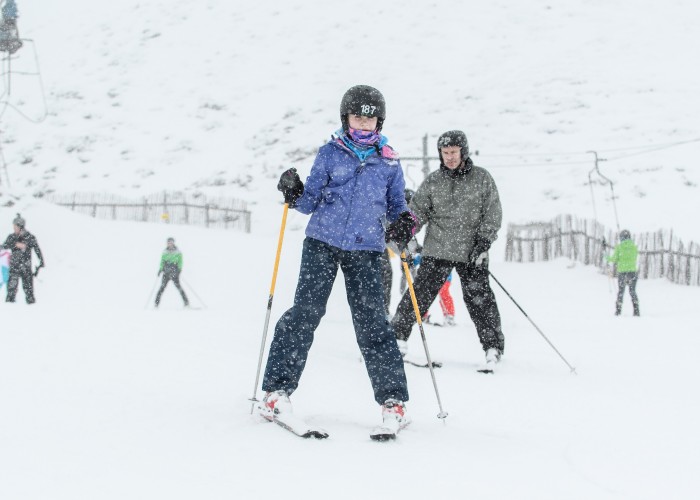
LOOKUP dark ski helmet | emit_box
[340,85,386,132]
[620,229,631,241]
[437,130,469,164]
[404,188,415,204]
[13,213,25,228]
[167,237,175,243]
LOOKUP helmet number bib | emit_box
[361,104,377,115]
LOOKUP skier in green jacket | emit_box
[154,237,189,308]
[606,229,640,316]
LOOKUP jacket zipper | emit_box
[342,161,364,246]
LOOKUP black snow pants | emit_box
[6,267,35,303]
[616,272,640,316]
[155,272,189,306]
[391,256,504,353]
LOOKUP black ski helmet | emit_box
[620,229,631,241]
[404,188,415,204]
[13,213,25,228]
[437,130,469,164]
[340,85,386,132]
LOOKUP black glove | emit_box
[385,212,416,250]
[277,168,304,206]
[468,237,491,266]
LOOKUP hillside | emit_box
[1,2,699,498]
[3,0,699,239]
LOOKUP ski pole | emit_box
[400,250,448,420]
[602,238,612,294]
[144,275,160,309]
[249,203,290,413]
[488,270,577,374]
[182,277,207,309]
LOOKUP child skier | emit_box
[154,237,189,308]
[258,85,416,440]
[2,213,44,303]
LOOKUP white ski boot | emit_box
[370,399,410,441]
[256,389,292,421]
[478,348,502,374]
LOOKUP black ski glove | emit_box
[385,212,417,250]
[277,168,304,206]
[468,237,491,267]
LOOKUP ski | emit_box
[258,407,329,439]
[271,415,329,439]
[403,359,443,369]
[477,359,497,374]
[370,425,399,441]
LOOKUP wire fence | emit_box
[505,214,700,286]
[42,191,251,233]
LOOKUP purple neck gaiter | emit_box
[347,127,380,146]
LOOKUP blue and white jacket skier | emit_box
[294,133,409,252]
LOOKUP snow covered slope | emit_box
[1,199,699,499]
[1,1,700,498]
[5,0,700,238]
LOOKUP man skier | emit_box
[391,130,505,372]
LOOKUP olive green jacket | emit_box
[409,161,502,263]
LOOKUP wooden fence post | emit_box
[667,230,674,282]
[685,242,692,286]
[584,220,590,265]
[505,230,513,262]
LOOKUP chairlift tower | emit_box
[0,1,48,188]
[587,151,620,232]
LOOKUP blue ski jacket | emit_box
[294,134,408,252]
